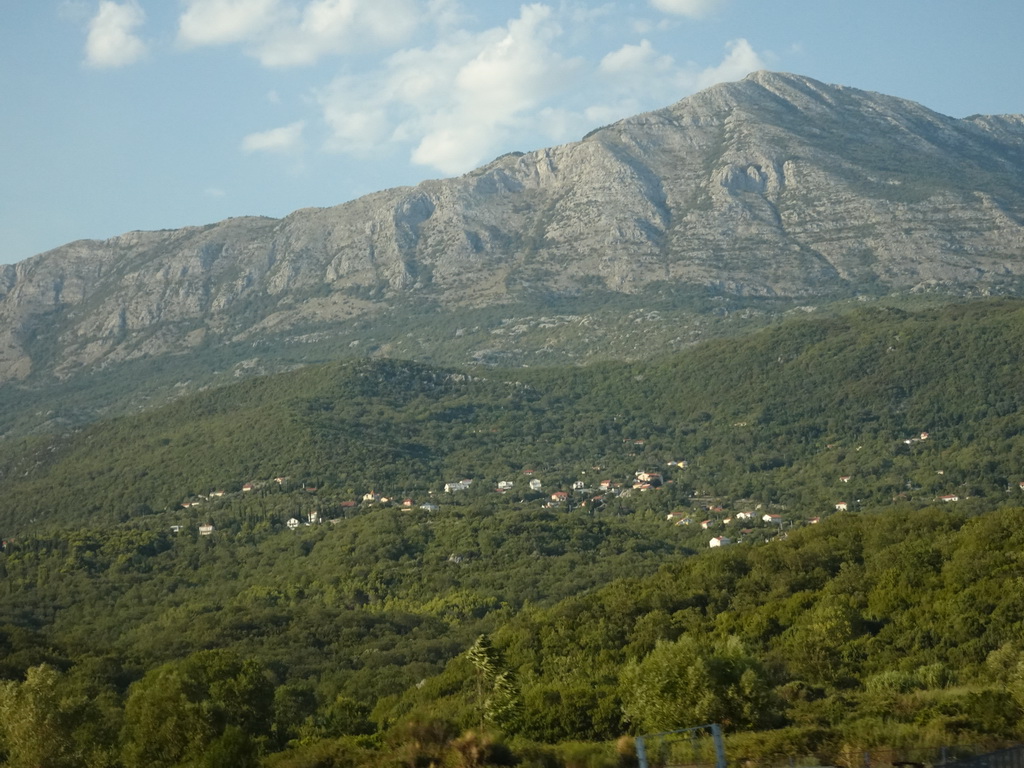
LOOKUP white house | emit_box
[529,478,543,491]
[709,536,731,548]
[286,517,300,530]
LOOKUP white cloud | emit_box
[179,0,422,66]
[241,121,306,152]
[649,0,725,18]
[693,38,765,89]
[85,1,147,68]
[426,0,466,32]
[178,0,284,47]
[261,0,421,66]
[600,39,674,75]
[318,3,584,174]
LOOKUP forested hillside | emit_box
[3,299,1024,767]
[4,299,1024,534]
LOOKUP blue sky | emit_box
[2,0,1022,265]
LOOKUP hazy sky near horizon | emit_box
[2,0,1022,265]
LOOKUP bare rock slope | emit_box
[3,71,1024,382]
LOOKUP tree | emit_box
[0,664,87,768]
[620,636,776,734]
[120,650,274,768]
[466,635,521,732]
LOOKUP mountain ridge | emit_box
[2,71,1024,412]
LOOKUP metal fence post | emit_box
[636,736,648,768]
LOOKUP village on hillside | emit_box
[154,428,982,551]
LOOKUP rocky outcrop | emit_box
[2,71,1024,382]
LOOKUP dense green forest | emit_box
[3,299,1024,767]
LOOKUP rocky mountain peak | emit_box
[2,72,1024,404]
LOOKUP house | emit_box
[286,517,300,530]
[809,517,821,524]
[762,513,783,525]
[363,491,383,502]
[551,491,569,502]
[444,480,472,493]
[170,525,182,533]
[635,471,663,486]
[599,480,613,490]
[839,476,852,483]
[835,502,848,511]
[309,511,320,524]
[700,519,712,530]
[274,476,289,485]
[199,524,214,536]
[529,479,543,491]
[709,536,731,548]
[210,490,226,497]
[402,498,414,507]
[572,480,585,490]
[496,480,514,491]
[242,483,256,492]
[735,510,754,520]
[940,494,960,502]
[420,503,439,512]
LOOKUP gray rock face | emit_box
[3,71,1024,382]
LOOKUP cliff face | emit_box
[3,71,1024,382]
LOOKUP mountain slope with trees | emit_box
[2,72,1024,435]
[4,298,1024,535]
